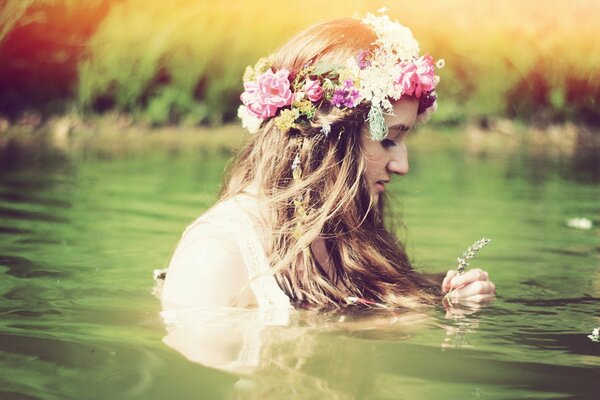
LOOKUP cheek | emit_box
[362,152,384,180]
[360,136,387,179]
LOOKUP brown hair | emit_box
[221,18,438,308]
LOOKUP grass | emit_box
[1,0,599,126]
[76,0,600,126]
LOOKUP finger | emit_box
[442,270,457,293]
[449,280,496,299]
[450,268,489,289]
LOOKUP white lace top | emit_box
[176,193,291,309]
[158,194,292,371]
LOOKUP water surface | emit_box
[0,129,599,399]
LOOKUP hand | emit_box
[441,268,496,301]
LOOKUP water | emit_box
[0,129,599,399]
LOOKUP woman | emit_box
[161,12,495,312]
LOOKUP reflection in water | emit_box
[441,300,488,349]
[160,305,433,399]
[570,138,600,183]
[161,306,293,374]
[0,139,72,178]
[158,300,588,399]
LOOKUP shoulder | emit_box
[161,218,255,309]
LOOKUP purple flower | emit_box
[331,89,346,108]
[331,86,361,109]
[346,89,361,107]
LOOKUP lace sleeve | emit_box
[171,198,291,310]
[228,197,292,310]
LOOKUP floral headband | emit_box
[237,11,443,141]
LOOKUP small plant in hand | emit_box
[446,238,491,300]
[456,238,491,274]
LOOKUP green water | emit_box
[0,130,599,399]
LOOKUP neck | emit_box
[311,238,340,284]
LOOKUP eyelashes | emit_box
[381,139,396,149]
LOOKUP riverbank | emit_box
[1,112,599,160]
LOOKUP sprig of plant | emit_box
[456,238,491,274]
[445,238,492,302]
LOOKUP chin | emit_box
[370,192,380,206]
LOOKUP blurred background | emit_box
[1,0,599,129]
[1,3,599,399]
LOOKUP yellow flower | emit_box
[275,108,300,133]
[243,57,272,82]
[293,100,315,118]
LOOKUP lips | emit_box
[375,180,389,191]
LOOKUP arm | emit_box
[161,227,255,310]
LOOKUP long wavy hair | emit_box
[220,18,438,308]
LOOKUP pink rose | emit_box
[240,69,293,119]
[396,63,419,96]
[257,69,293,108]
[413,54,436,95]
[303,79,323,102]
[396,54,436,98]
[240,81,277,119]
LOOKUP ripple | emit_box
[0,332,102,368]
[504,296,600,307]
[0,207,68,223]
[0,191,71,208]
[0,176,65,192]
[543,247,594,257]
[15,238,65,245]
[504,331,600,356]
[0,226,32,235]
[0,389,43,400]
[375,340,600,397]
[0,308,62,318]
[0,255,65,279]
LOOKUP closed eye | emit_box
[381,139,396,149]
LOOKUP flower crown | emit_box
[237,11,443,141]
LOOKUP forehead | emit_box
[385,97,419,130]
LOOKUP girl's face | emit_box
[361,97,419,204]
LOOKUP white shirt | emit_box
[161,193,291,311]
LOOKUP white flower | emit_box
[320,123,331,136]
[237,105,262,134]
[350,14,423,113]
[362,13,420,60]
[566,218,593,230]
[588,327,600,342]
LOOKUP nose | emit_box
[386,144,409,175]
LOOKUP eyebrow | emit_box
[388,123,411,132]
